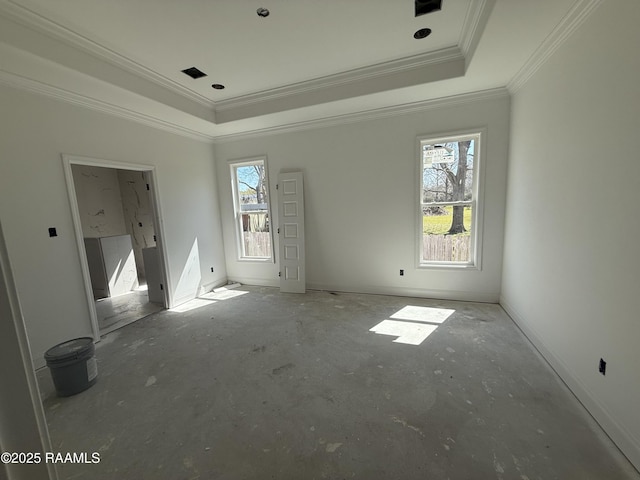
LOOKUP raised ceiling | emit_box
[0,0,595,140]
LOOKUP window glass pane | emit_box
[422,206,472,262]
[242,212,271,257]
[422,140,474,203]
[233,161,271,258]
[236,164,269,211]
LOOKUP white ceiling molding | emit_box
[0,0,493,124]
[459,0,496,67]
[216,0,493,120]
[0,68,215,142]
[0,58,507,146]
[0,0,214,108]
[215,49,466,123]
[507,0,602,93]
[213,87,509,143]
[0,0,584,140]
[216,47,464,112]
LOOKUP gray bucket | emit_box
[44,337,98,397]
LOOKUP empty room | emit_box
[1,1,639,479]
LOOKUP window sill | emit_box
[237,257,273,263]
[418,262,479,271]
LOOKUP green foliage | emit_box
[423,206,472,235]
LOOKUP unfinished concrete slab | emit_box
[37,286,639,479]
[95,286,164,335]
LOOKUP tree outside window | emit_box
[420,134,479,264]
[231,159,272,259]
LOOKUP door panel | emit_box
[278,172,305,293]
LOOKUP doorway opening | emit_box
[63,155,169,338]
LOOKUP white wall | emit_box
[502,0,640,470]
[0,86,226,368]
[216,95,510,302]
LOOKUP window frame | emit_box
[229,156,274,262]
[416,130,485,270]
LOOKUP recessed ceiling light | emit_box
[413,28,432,39]
[181,67,207,79]
[212,84,225,90]
[257,7,270,17]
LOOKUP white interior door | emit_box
[278,171,305,293]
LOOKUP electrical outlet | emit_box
[599,358,606,376]
[400,269,404,276]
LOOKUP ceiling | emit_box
[0,0,591,141]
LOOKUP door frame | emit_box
[0,220,56,480]
[62,154,171,341]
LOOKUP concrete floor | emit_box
[38,286,639,480]
[95,285,164,335]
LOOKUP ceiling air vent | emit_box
[415,0,442,17]
[181,67,208,79]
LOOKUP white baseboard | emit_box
[171,293,197,308]
[199,278,228,295]
[500,296,640,472]
[227,276,278,288]
[33,352,46,370]
[307,282,499,303]
[225,278,499,303]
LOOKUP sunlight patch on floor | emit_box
[200,289,249,301]
[169,288,249,313]
[169,298,217,313]
[390,305,454,324]
[370,320,439,345]
[370,305,455,345]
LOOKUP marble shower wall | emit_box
[71,164,156,282]
[71,164,127,238]
[117,169,156,282]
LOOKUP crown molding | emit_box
[507,0,602,93]
[217,0,494,113]
[0,0,214,108]
[213,87,509,143]
[0,68,215,142]
[459,0,496,67]
[0,0,482,118]
[215,47,464,113]
[0,61,508,146]
[0,0,497,125]
[214,2,497,118]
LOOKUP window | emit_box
[230,158,273,260]
[418,132,482,268]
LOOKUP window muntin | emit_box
[230,158,272,260]
[419,134,480,266]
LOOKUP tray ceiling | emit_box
[0,0,592,140]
